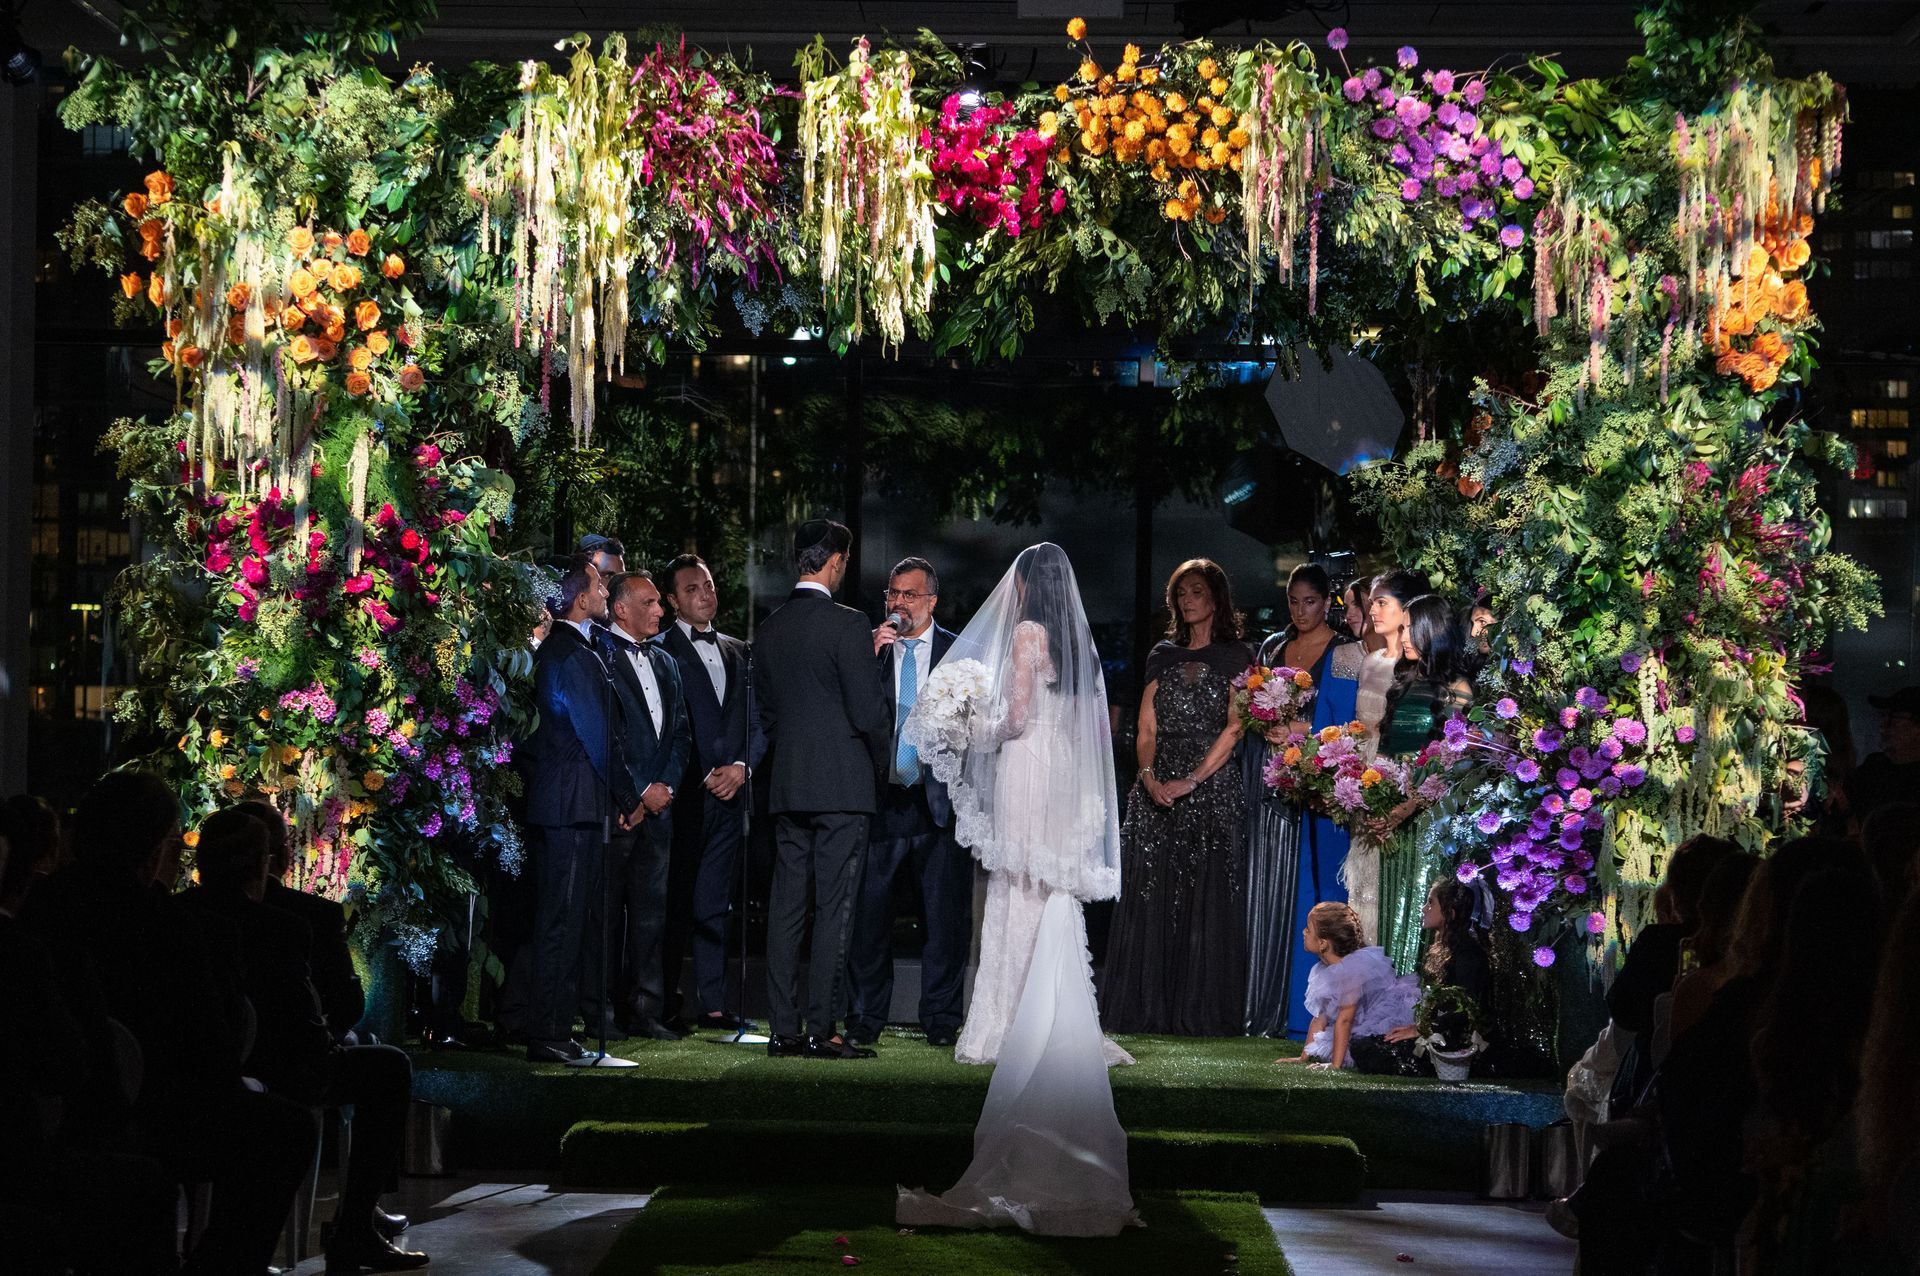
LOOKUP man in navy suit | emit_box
[845,556,973,1048]
[753,520,891,1059]
[587,570,692,1040]
[658,553,766,1032]
[520,554,644,1064]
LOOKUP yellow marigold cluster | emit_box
[1050,38,1249,221]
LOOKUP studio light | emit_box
[2,5,41,86]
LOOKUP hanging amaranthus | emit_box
[1238,46,1322,306]
[795,38,937,351]
[470,38,644,442]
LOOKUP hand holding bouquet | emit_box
[1231,664,1316,737]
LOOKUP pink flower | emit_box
[1397,45,1419,69]
[1586,911,1607,935]
[1401,177,1423,200]
[1343,76,1366,102]
[1532,946,1556,968]
[1327,27,1348,50]
[343,573,375,595]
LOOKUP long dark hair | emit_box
[1369,569,1429,610]
[1386,593,1460,710]
[1422,878,1484,985]
[1163,558,1244,646]
[1014,543,1071,669]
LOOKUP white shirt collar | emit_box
[567,618,596,642]
[795,581,831,596]
[612,623,649,647]
[676,617,716,640]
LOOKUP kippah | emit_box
[794,518,834,554]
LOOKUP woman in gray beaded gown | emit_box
[1099,559,1254,1036]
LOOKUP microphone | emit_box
[884,612,910,632]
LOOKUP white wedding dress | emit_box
[897,554,1138,1237]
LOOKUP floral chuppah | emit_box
[60,1,1873,1010]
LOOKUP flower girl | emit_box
[1277,901,1419,1069]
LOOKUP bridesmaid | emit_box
[1244,563,1360,1037]
[1346,570,1420,946]
[1367,591,1473,971]
[1102,559,1254,1036]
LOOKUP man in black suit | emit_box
[753,519,890,1060]
[658,552,767,1032]
[184,809,428,1271]
[587,569,693,1041]
[520,554,645,1064]
[846,556,973,1048]
[239,800,366,1042]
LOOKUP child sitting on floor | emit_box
[1277,901,1419,1070]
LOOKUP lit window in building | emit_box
[1854,260,1916,279]
[1849,497,1910,518]
[1895,204,1915,221]
[1877,470,1906,489]
[1850,408,1913,429]
[1887,440,1911,459]
[1877,379,1912,400]
[1855,229,1915,250]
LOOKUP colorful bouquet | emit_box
[1230,663,1316,735]
[1264,721,1461,831]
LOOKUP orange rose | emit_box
[226,313,247,345]
[1780,280,1809,321]
[166,317,185,338]
[1718,305,1753,337]
[324,320,347,343]
[179,346,204,369]
[226,283,251,310]
[288,268,318,299]
[346,228,371,256]
[322,230,345,253]
[148,274,168,306]
[329,264,360,292]
[1748,363,1779,391]
[203,197,222,216]
[123,191,148,218]
[138,221,165,262]
[365,329,391,356]
[398,365,425,392]
[348,346,374,372]
[345,371,372,397]
[1753,331,1788,362]
[288,226,314,257]
[310,337,338,363]
[289,335,319,364]
[120,272,143,298]
[1282,746,1303,765]
[281,306,308,333]
[143,171,174,205]
[355,300,381,331]
[1715,351,1742,377]
[1778,237,1810,271]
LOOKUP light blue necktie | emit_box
[894,639,922,785]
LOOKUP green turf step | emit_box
[559,1118,1365,1203]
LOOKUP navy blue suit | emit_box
[522,621,639,1043]
[847,624,974,1039]
[584,626,693,1028]
[658,620,767,1019]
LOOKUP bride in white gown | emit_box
[895,543,1138,1237]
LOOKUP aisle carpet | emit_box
[412,1030,1560,1190]
[588,1186,1293,1275]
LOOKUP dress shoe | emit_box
[697,1011,758,1033]
[805,1034,876,1060]
[843,1026,880,1047]
[925,1027,958,1048]
[526,1038,590,1064]
[324,1226,430,1271]
[629,1019,683,1042]
[766,1033,806,1058]
[581,1017,631,1043]
[373,1207,409,1239]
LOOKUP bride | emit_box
[894,543,1138,1237]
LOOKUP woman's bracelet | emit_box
[1139,767,1156,782]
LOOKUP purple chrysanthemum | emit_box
[1556,767,1580,792]
[1401,177,1423,200]
[1431,69,1455,95]
[1559,706,1580,729]
[1509,910,1534,933]
[1586,911,1607,935]
[1495,697,1519,720]
[1533,946,1556,968]
[1397,44,1419,68]
[1511,657,1535,676]
[1613,717,1648,745]
[1620,650,1643,673]
[1499,223,1525,249]
[1676,725,1696,744]
[1533,727,1563,752]
[1513,176,1535,200]
[1514,758,1541,783]
[1569,787,1593,811]
[1576,686,1606,711]
[1455,860,1480,884]
[1476,809,1504,834]
[1372,117,1400,139]
[1463,79,1486,105]
[1343,76,1366,102]
[1565,874,1589,895]
[1327,26,1349,50]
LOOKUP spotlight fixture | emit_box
[2,3,40,85]
[951,43,992,109]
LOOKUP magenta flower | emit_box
[1327,27,1349,50]
[1513,176,1535,200]
[1455,861,1481,884]
[1559,707,1580,729]
[1532,727,1563,752]
[1372,118,1400,139]
[1501,156,1524,182]
[1401,177,1423,200]
[1514,758,1541,783]
[1576,686,1606,711]
[1556,767,1580,791]
[1612,718,1648,745]
[1431,69,1456,95]
[1586,911,1607,935]
[1397,45,1418,69]
[1495,697,1519,720]
[1499,223,1525,249]
[1676,725,1696,744]
[1364,67,1383,90]
[1343,76,1366,102]
[1569,787,1593,811]
[1463,79,1486,105]
[1532,946,1556,968]
[1509,910,1533,933]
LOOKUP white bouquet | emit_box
[903,657,994,761]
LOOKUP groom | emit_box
[846,556,971,1048]
[753,519,890,1060]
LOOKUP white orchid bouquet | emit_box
[904,657,995,759]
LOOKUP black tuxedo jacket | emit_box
[262,875,364,1039]
[659,622,767,779]
[753,587,890,815]
[522,621,640,828]
[181,886,333,1104]
[878,623,959,828]
[596,627,693,808]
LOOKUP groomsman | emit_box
[658,553,766,1032]
[846,557,971,1048]
[586,570,692,1041]
[521,554,644,1064]
[753,520,891,1059]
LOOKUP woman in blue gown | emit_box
[1244,564,1360,1037]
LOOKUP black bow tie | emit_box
[690,629,719,645]
[607,634,643,654]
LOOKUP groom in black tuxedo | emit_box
[520,554,644,1063]
[846,556,972,1048]
[587,570,692,1040]
[658,553,766,1032]
[753,520,890,1059]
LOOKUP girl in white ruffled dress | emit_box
[1277,901,1419,1069]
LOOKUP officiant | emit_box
[846,556,971,1049]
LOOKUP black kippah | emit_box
[793,519,832,554]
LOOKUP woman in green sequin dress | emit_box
[1364,587,1471,973]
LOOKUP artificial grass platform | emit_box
[411,1030,1560,1190]
[560,1119,1365,1203]
[589,1185,1293,1275]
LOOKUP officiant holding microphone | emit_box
[846,556,971,1048]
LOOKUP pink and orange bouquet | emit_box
[1230,663,1316,735]
[1264,720,1463,831]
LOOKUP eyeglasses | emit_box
[883,588,932,601]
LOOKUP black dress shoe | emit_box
[766,1033,806,1058]
[697,1011,758,1033]
[581,1017,631,1043]
[805,1034,877,1060]
[526,1038,589,1064]
[324,1227,430,1271]
[629,1019,683,1042]
[843,1026,880,1047]
[373,1207,409,1239]
[925,1027,958,1048]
